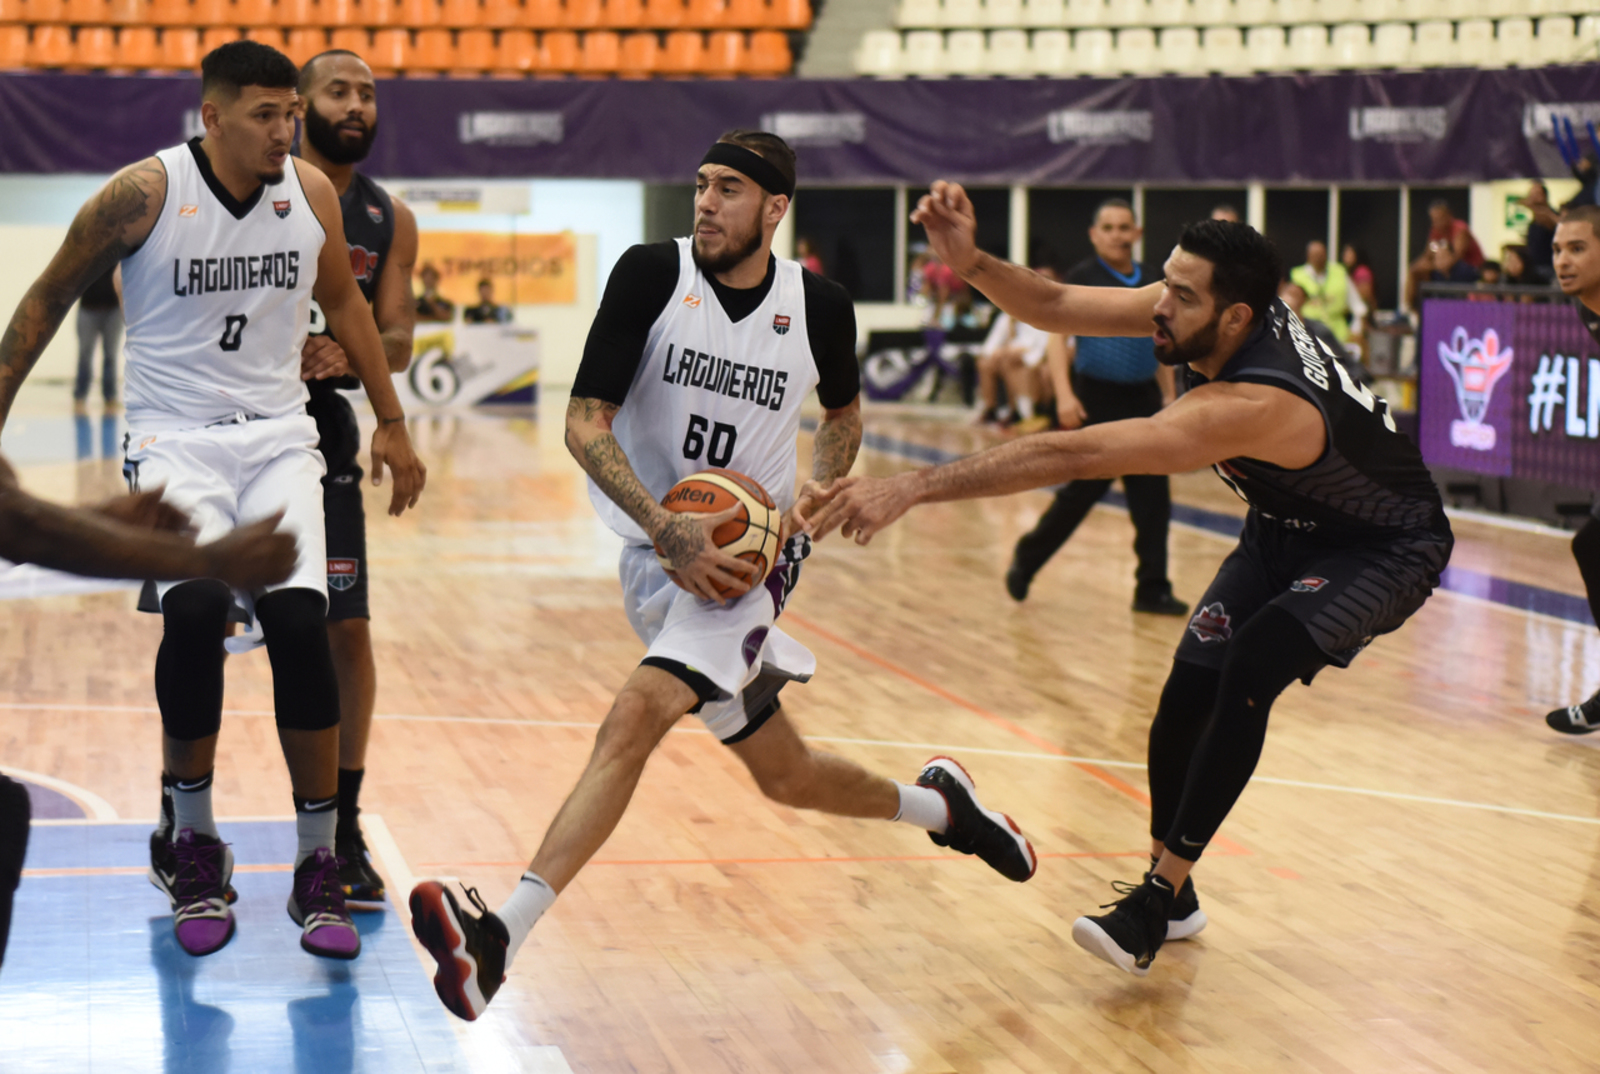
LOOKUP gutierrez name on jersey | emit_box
[171,252,301,296]
[659,342,789,412]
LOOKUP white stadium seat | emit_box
[902,29,948,74]
[945,28,989,71]
[1075,26,1116,71]
[1105,0,1152,26]
[1030,28,1074,72]
[1285,23,1329,68]
[1407,0,1451,18]
[983,0,1025,28]
[1496,17,1534,65]
[1064,0,1106,26]
[1200,25,1245,70]
[1411,20,1454,67]
[1455,18,1494,66]
[854,30,905,75]
[1191,0,1233,25]
[1535,15,1576,65]
[1232,0,1275,28]
[1148,0,1190,26]
[942,0,986,27]
[1157,25,1200,69]
[1318,0,1357,23]
[897,0,943,28]
[1361,0,1402,22]
[1372,20,1412,65]
[1328,22,1370,68]
[1275,0,1318,25]
[1579,14,1600,49]
[985,27,1032,71]
[1023,0,1067,25]
[1115,25,1157,70]
[1245,24,1288,69]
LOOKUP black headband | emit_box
[699,142,794,199]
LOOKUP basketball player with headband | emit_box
[409,131,1038,1022]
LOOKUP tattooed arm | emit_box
[564,396,756,603]
[0,158,167,430]
[784,395,861,542]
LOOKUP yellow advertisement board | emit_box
[415,231,577,307]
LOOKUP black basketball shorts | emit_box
[307,386,369,622]
[1175,512,1453,673]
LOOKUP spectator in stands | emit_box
[796,236,824,277]
[462,278,511,324]
[1426,239,1479,288]
[1210,204,1241,223]
[415,263,455,323]
[921,249,970,329]
[1468,261,1502,302]
[1289,240,1365,344]
[1407,202,1484,308]
[1518,180,1558,282]
[1340,243,1377,316]
[1500,244,1543,297]
[975,264,1057,430]
[74,264,121,415]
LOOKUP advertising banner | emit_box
[414,231,577,307]
[377,322,541,408]
[1419,298,1600,487]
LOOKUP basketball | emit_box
[654,468,781,598]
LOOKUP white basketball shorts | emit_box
[122,413,329,604]
[620,537,816,743]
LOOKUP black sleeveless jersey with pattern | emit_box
[1186,298,1447,539]
[310,171,395,392]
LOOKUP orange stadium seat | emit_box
[74,23,115,62]
[147,0,192,23]
[105,0,144,21]
[481,0,514,27]
[410,24,451,67]
[617,27,656,72]
[368,25,408,69]
[64,0,111,24]
[243,24,281,47]
[316,0,354,25]
[0,0,20,20]
[577,26,617,71]
[724,0,765,27]
[521,0,557,26]
[192,0,227,24]
[682,0,720,29]
[0,25,27,66]
[328,24,365,49]
[563,0,600,28]
[284,25,323,60]
[745,27,786,72]
[658,27,700,71]
[603,0,642,29]
[26,23,72,64]
[361,0,400,26]
[769,0,803,29]
[162,24,200,64]
[454,24,491,68]
[116,23,159,64]
[537,26,577,68]
[397,0,436,25]
[439,0,477,26]
[233,0,271,23]
[25,0,66,23]
[492,24,533,69]
[702,27,742,73]
[642,0,680,28]
[277,0,311,23]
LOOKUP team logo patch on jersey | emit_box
[682,294,702,308]
[1188,602,1232,644]
[273,200,292,219]
[178,204,198,218]
[1291,576,1329,593]
[366,203,383,223]
[741,627,769,668]
[327,558,359,591]
[772,315,791,336]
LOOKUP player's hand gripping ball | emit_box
[654,469,781,599]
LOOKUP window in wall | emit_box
[1142,188,1249,272]
[1338,187,1401,310]
[1264,187,1331,277]
[1027,187,1135,274]
[791,187,897,303]
[644,184,695,245]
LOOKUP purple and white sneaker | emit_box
[165,828,236,956]
[288,847,361,960]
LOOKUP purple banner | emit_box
[1,66,1598,182]
[1419,298,1600,487]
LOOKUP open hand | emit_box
[655,504,760,605]
[779,480,826,545]
[1057,394,1088,430]
[370,421,426,516]
[910,180,981,278]
[301,335,351,381]
[807,474,920,546]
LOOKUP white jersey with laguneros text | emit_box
[120,140,324,429]
[590,237,821,543]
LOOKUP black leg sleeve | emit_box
[1147,659,1222,843]
[1161,606,1328,861]
[0,773,30,970]
[1122,472,1173,595]
[257,589,341,733]
[1573,517,1600,630]
[1011,479,1114,578]
[155,580,233,741]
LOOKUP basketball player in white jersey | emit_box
[0,41,426,961]
[409,131,1037,1023]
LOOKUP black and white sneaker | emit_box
[1546,694,1600,735]
[917,757,1037,882]
[335,817,387,906]
[410,881,509,1022]
[1142,864,1207,940]
[1072,875,1175,976]
[150,777,236,906]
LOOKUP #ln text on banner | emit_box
[415,231,577,307]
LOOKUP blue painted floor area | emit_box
[2,822,470,1074]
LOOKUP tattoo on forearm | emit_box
[579,430,705,565]
[812,410,862,484]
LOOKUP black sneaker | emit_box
[1004,560,1032,602]
[410,881,509,1022]
[150,777,236,906]
[1132,590,1189,616]
[335,818,387,906]
[1141,867,1207,940]
[1546,693,1600,734]
[1072,875,1175,976]
[917,757,1037,882]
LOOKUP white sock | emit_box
[171,774,219,840]
[295,800,337,867]
[892,782,949,834]
[497,872,556,964]
[1017,395,1034,420]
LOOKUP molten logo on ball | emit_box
[654,469,781,600]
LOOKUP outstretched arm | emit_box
[0,158,166,429]
[912,180,1163,338]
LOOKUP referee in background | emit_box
[1005,199,1187,616]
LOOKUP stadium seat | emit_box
[1074,26,1112,71]
[1407,0,1451,18]
[983,0,1021,29]
[1114,24,1153,70]
[64,0,110,24]
[616,26,656,71]
[944,27,985,72]
[1104,0,1147,26]
[410,25,452,67]
[492,24,534,69]
[682,0,720,29]
[1028,25,1069,71]
[1360,0,1399,19]
[701,27,743,73]
[522,0,560,24]
[746,27,787,71]
[605,0,645,28]
[642,0,682,27]
[105,0,145,23]
[562,0,599,26]
[1370,20,1409,64]
[1231,0,1269,25]
[116,23,159,64]
[900,28,944,74]
[1285,22,1326,67]
[25,22,69,63]
[25,0,65,22]
[1063,0,1102,27]
[1155,24,1197,70]
[984,26,1028,72]
[244,25,281,47]
[1456,18,1494,65]
[659,26,702,69]
[1021,0,1062,27]
[368,26,409,70]
[328,24,366,48]
[853,26,901,74]
[315,0,354,24]
[896,0,938,28]
[146,0,190,26]
[1243,24,1285,68]
[285,26,324,61]
[1535,15,1576,64]
[575,26,618,70]
[0,24,25,67]
[454,26,493,70]
[1198,24,1242,69]
[538,27,579,68]
[440,0,480,26]
[1495,16,1533,64]
[399,0,439,25]
[481,0,515,25]
[277,0,311,25]
[1411,20,1452,66]
[232,0,271,23]
[190,0,224,24]
[770,0,806,29]
[1327,21,1369,67]
[942,0,983,28]
[73,24,114,64]
[1189,0,1228,23]
[1318,0,1356,22]
[1147,0,1185,25]
[1274,0,1315,23]
[1578,13,1600,50]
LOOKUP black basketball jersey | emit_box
[1187,298,1446,538]
[309,171,396,391]
[1579,298,1600,348]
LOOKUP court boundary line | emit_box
[1,764,118,820]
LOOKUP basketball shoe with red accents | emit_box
[410,881,509,1022]
[916,757,1037,882]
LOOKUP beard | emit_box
[303,106,377,166]
[257,166,286,184]
[1153,312,1221,367]
[692,220,763,276]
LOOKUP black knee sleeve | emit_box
[155,579,232,741]
[1147,659,1221,842]
[0,774,28,969]
[257,588,341,733]
[1573,517,1600,628]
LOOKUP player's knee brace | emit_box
[1573,517,1600,572]
[155,579,233,741]
[256,588,340,733]
[1214,607,1327,715]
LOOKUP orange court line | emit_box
[24,863,293,878]
[417,846,1250,871]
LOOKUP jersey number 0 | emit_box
[219,314,249,353]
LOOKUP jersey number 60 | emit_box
[682,413,737,468]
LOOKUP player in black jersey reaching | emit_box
[287,50,417,903]
[1546,205,1600,734]
[815,181,1454,977]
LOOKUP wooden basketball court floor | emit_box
[1,389,1599,1073]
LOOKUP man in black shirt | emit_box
[415,264,454,323]
[816,185,1451,978]
[461,278,511,324]
[73,264,121,413]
